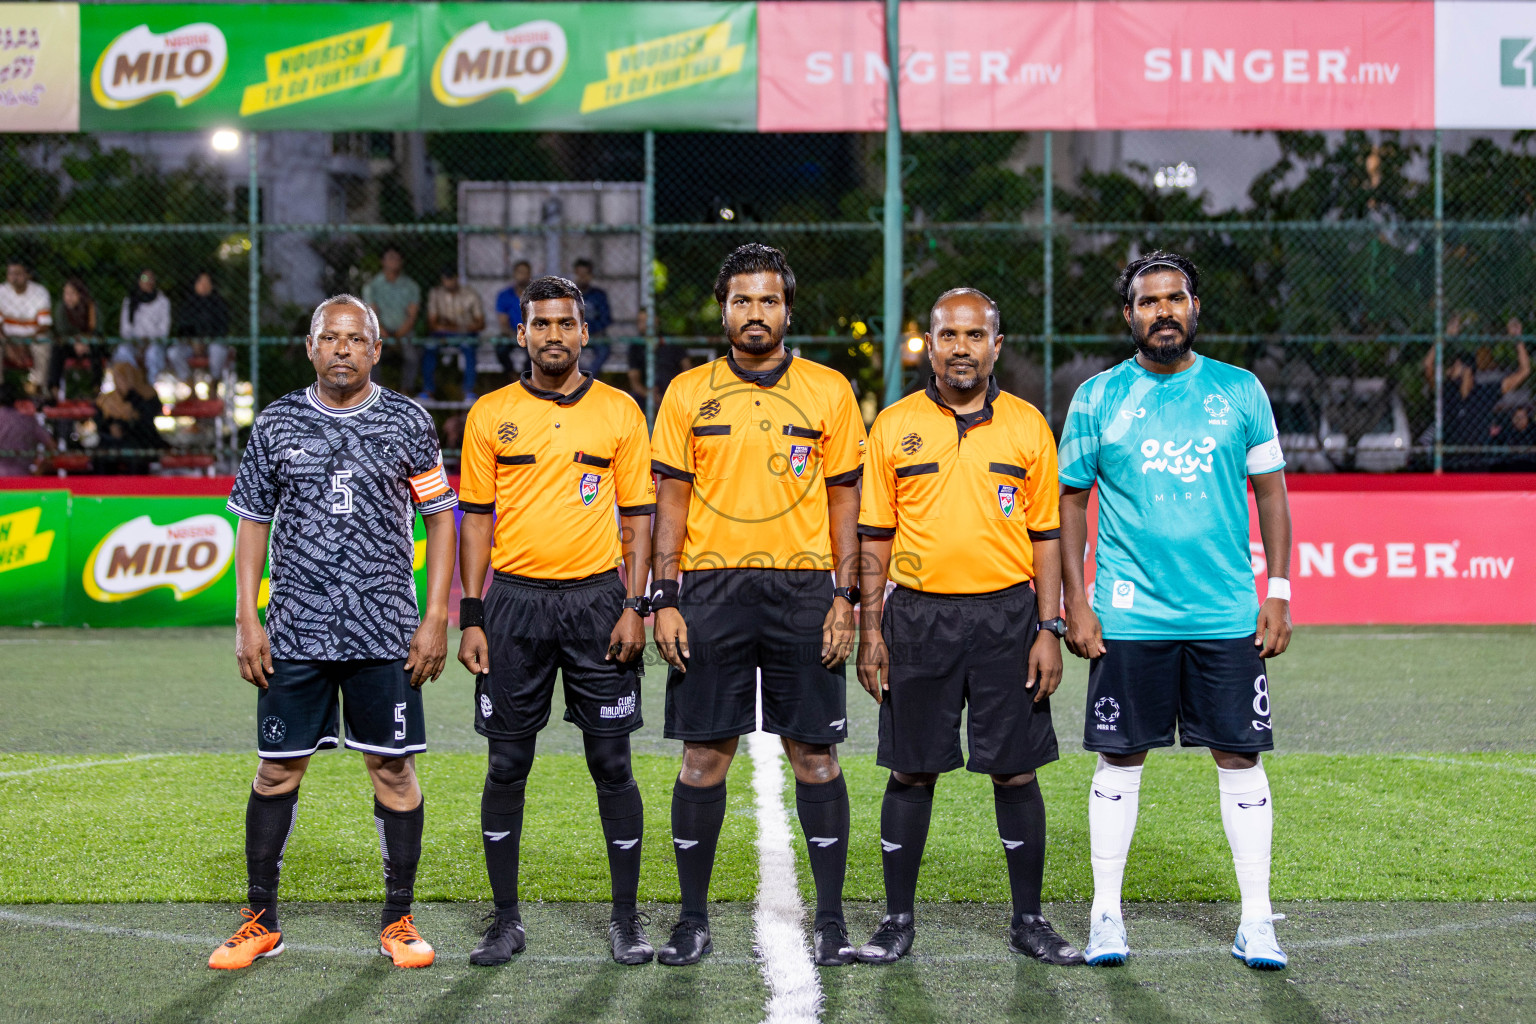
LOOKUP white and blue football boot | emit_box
[1084,911,1129,966]
[1231,914,1288,970]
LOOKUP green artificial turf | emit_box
[4,749,1531,906]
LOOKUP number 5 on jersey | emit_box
[330,471,354,514]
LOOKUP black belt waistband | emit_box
[893,580,1034,601]
[493,570,618,590]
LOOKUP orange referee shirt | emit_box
[459,373,655,579]
[651,351,866,570]
[859,376,1059,594]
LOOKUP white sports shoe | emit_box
[1084,911,1129,966]
[1232,914,1288,970]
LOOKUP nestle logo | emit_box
[165,525,217,540]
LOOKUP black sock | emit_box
[880,776,934,917]
[374,797,424,929]
[671,779,726,923]
[994,779,1046,925]
[597,780,644,919]
[481,778,526,916]
[245,786,298,933]
[796,774,849,929]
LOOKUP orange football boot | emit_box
[208,908,284,969]
[380,914,435,968]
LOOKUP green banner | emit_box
[422,2,755,130]
[80,3,420,131]
[65,496,239,626]
[0,491,69,626]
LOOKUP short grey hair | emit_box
[309,293,380,342]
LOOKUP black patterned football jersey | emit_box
[228,384,457,660]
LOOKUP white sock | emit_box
[1217,760,1274,923]
[1088,756,1143,920]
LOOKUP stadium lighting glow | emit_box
[210,129,241,153]
[1154,161,1197,190]
[905,335,924,353]
[717,207,736,221]
[850,321,868,338]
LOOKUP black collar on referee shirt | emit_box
[725,347,793,387]
[924,374,1000,442]
[519,371,594,406]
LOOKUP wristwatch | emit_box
[833,585,862,606]
[622,596,650,616]
[1037,617,1067,638]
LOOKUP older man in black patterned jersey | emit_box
[212,295,457,971]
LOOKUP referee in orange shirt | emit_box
[854,288,1083,966]
[456,276,657,966]
[648,244,868,966]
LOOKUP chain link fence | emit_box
[3,128,1534,474]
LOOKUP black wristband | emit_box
[460,597,485,629]
[648,578,680,612]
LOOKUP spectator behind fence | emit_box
[625,308,696,409]
[423,265,484,403]
[1493,403,1536,472]
[96,360,166,472]
[2,260,52,395]
[115,269,172,383]
[571,257,611,375]
[0,379,52,475]
[48,277,104,400]
[1424,330,1530,469]
[170,271,231,389]
[494,258,532,377]
[363,247,421,392]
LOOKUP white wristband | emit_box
[1266,577,1291,601]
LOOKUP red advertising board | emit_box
[758,0,1435,131]
[758,0,1095,131]
[1083,483,1536,625]
[1094,1,1435,130]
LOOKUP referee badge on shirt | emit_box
[579,472,600,506]
[789,444,811,478]
[997,484,1017,518]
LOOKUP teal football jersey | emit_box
[1058,354,1284,639]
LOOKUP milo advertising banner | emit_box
[80,3,420,130]
[422,2,756,130]
[0,490,69,626]
[11,494,431,628]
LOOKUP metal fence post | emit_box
[1042,130,1054,429]
[642,130,657,425]
[881,0,903,408]
[247,131,260,417]
[1433,129,1444,474]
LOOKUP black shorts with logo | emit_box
[878,582,1059,776]
[663,568,848,745]
[257,659,425,759]
[475,570,643,741]
[1083,638,1274,754]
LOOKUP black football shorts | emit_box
[1083,638,1274,755]
[257,659,425,759]
[475,570,644,741]
[663,568,848,745]
[877,582,1059,776]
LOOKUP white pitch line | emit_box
[1395,755,1536,776]
[0,753,190,779]
[748,701,821,1023]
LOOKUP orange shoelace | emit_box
[224,908,272,946]
[382,914,424,944]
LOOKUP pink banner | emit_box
[1095,1,1435,130]
[759,0,1434,131]
[758,1,1095,131]
[1085,488,1536,625]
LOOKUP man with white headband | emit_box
[1057,250,1294,971]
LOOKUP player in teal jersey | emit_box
[1058,251,1294,971]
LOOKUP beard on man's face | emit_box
[939,353,990,392]
[1133,311,1197,365]
[530,342,578,376]
[728,317,785,356]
